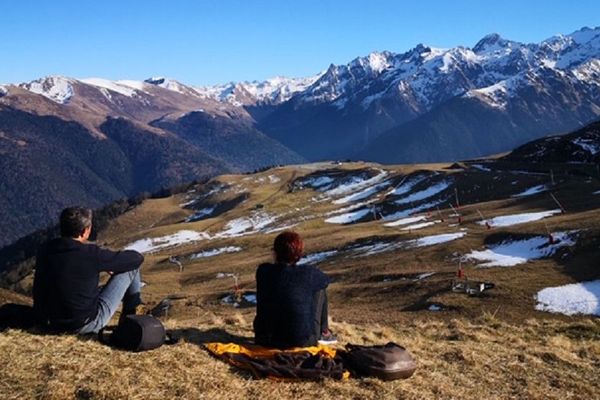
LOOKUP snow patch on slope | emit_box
[401,221,438,231]
[325,208,371,224]
[352,232,466,256]
[386,175,428,196]
[394,180,451,205]
[535,280,600,316]
[325,170,389,197]
[190,246,242,259]
[383,215,427,227]
[412,232,466,247]
[81,78,139,97]
[466,232,576,267]
[333,181,390,204]
[298,250,338,265]
[125,230,209,253]
[573,137,600,155]
[480,210,561,228]
[216,212,278,237]
[464,75,521,109]
[383,199,445,221]
[116,80,149,92]
[512,185,547,197]
[185,207,216,222]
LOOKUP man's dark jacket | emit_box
[33,237,143,331]
[253,262,329,348]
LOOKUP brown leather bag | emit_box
[343,342,417,380]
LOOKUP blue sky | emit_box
[1,0,599,85]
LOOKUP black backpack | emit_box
[99,315,175,352]
[343,342,417,380]
[0,303,37,331]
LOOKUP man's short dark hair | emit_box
[60,207,93,238]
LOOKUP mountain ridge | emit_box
[1,26,599,246]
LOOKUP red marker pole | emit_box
[457,261,465,279]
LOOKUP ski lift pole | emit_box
[550,192,566,214]
[436,206,445,222]
[168,256,184,272]
[390,175,408,193]
[455,188,460,209]
[449,203,462,224]
[477,209,491,230]
[543,220,554,244]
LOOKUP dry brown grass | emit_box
[1,314,598,400]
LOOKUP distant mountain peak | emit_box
[568,26,600,43]
[360,51,394,73]
[473,33,516,53]
[19,76,75,104]
[413,43,429,52]
[193,74,322,106]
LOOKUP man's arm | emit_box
[95,246,144,273]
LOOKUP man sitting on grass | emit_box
[33,207,144,334]
[254,231,337,348]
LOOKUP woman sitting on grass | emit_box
[253,231,336,348]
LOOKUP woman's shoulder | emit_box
[300,263,324,273]
[257,262,276,275]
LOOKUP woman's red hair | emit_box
[273,231,304,265]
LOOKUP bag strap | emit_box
[98,327,113,345]
[164,332,179,345]
[345,343,363,352]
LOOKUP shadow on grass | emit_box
[169,327,254,346]
[400,283,462,312]
[169,327,256,378]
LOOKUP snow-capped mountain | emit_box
[19,76,75,104]
[277,26,600,113]
[0,74,305,248]
[4,26,600,162]
[194,74,323,107]
[255,26,600,161]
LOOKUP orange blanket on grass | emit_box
[204,342,350,381]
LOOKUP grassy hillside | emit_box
[2,160,600,399]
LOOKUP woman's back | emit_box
[254,262,329,348]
